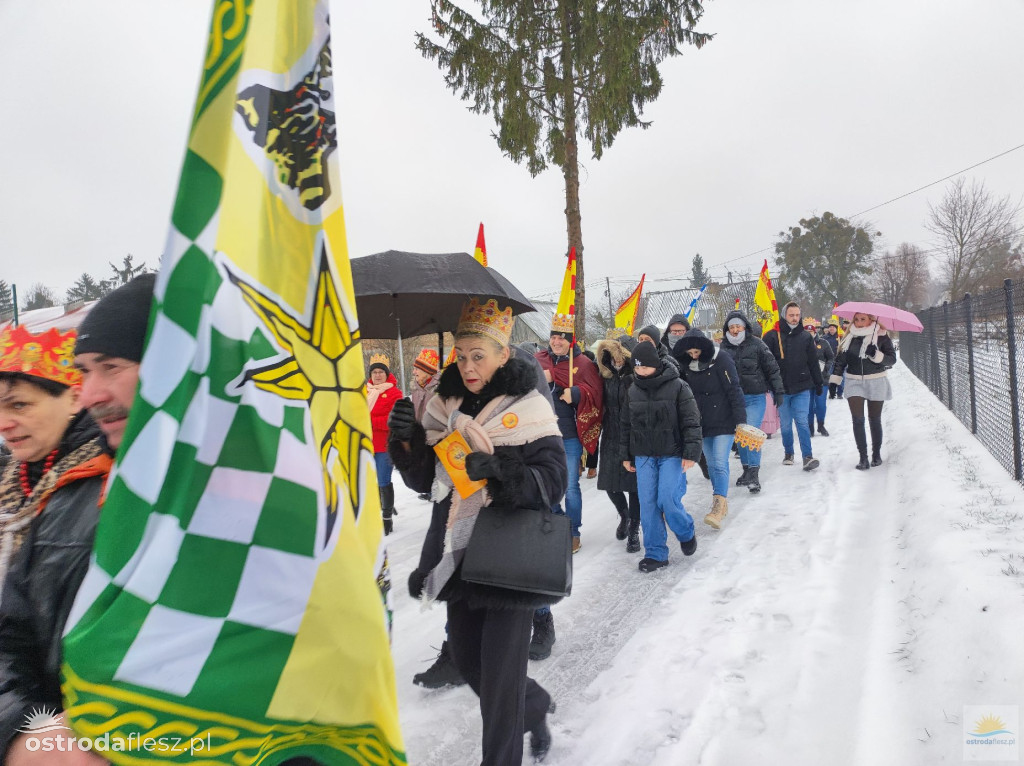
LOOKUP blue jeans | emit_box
[808,385,828,430]
[555,437,583,537]
[635,456,694,562]
[778,389,812,458]
[702,434,735,497]
[374,451,393,486]
[740,394,767,467]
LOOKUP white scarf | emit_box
[838,322,882,359]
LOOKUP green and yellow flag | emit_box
[61,2,405,763]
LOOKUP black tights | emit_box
[847,397,884,419]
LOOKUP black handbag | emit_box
[460,468,573,598]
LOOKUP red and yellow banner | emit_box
[473,223,487,267]
[613,274,645,335]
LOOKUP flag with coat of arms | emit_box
[61,2,405,763]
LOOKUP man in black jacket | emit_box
[0,275,154,765]
[761,302,823,471]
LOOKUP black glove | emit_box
[865,343,878,358]
[771,391,783,408]
[465,452,502,481]
[382,508,394,536]
[814,385,823,397]
[387,398,416,442]
[408,568,426,599]
[829,383,838,399]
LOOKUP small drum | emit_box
[735,423,767,452]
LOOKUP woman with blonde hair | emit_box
[388,297,567,764]
[829,312,897,469]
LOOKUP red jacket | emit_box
[368,373,402,453]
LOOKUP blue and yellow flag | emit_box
[61,2,405,763]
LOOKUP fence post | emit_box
[942,301,954,408]
[1005,279,1023,482]
[964,293,978,434]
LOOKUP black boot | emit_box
[869,416,883,466]
[529,716,552,762]
[735,466,752,487]
[380,484,395,535]
[529,611,556,660]
[626,520,641,553]
[609,494,629,540]
[852,417,870,470]
[747,466,761,493]
[412,641,466,688]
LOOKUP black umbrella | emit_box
[351,250,536,384]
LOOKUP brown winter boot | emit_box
[704,495,728,529]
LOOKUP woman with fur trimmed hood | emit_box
[594,333,641,553]
[672,328,746,530]
[829,312,897,470]
[387,297,567,765]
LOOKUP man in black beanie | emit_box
[0,273,156,765]
[75,272,156,449]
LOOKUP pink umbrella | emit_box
[833,301,923,333]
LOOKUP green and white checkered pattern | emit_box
[66,191,330,715]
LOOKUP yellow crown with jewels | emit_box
[457,297,515,346]
[551,313,575,335]
[369,352,390,368]
[605,327,629,339]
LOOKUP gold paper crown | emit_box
[368,352,390,368]
[605,327,629,339]
[551,313,575,335]
[457,297,515,346]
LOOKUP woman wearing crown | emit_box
[366,351,403,535]
[387,297,567,765]
[0,326,111,592]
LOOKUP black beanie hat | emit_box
[637,324,661,346]
[368,361,390,376]
[75,273,156,363]
[632,341,661,369]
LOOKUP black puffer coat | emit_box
[594,339,637,494]
[389,357,568,610]
[619,360,702,462]
[830,331,897,380]
[811,335,835,377]
[673,330,747,437]
[718,311,784,396]
[762,322,824,394]
[0,414,109,760]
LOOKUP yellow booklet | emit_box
[433,431,488,499]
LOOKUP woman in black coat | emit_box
[388,300,568,765]
[672,329,746,529]
[829,312,898,470]
[594,335,640,552]
[718,311,784,493]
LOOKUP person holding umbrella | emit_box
[387,296,566,764]
[829,312,898,469]
[367,353,402,534]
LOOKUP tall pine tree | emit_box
[0,280,13,319]
[417,0,711,337]
[690,252,710,288]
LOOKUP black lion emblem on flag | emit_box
[235,39,337,211]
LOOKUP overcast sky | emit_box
[1,0,1022,307]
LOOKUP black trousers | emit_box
[606,490,640,522]
[447,599,551,766]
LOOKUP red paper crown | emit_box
[0,325,82,387]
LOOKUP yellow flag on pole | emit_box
[613,274,645,334]
[753,260,781,338]
[555,247,577,317]
[473,222,488,266]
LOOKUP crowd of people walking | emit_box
[0,269,900,766]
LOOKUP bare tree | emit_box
[926,177,1023,300]
[21,283,58,311]
[870,243,930,310]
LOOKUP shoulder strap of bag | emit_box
[528,466,551,509]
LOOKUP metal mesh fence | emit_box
[901,278,1024,486]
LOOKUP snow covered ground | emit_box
[385,364,1024,765]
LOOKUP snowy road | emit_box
[387,364,1024,765]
